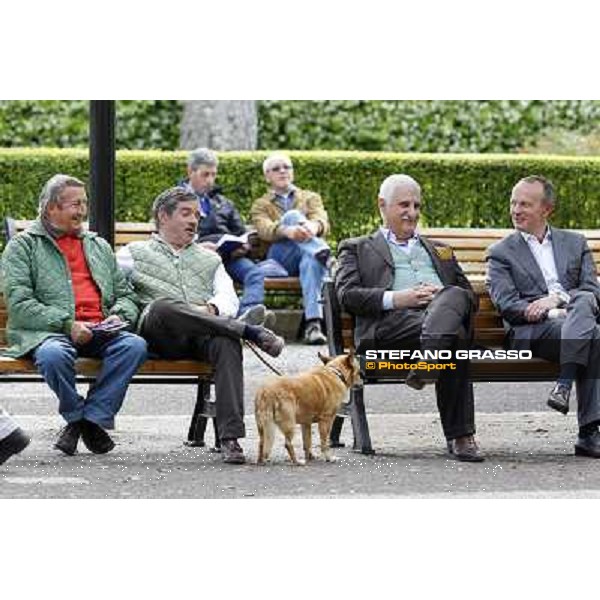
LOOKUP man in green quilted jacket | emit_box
[1,174,148,456]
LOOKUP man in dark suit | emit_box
[335,174,484,462]
[487,175,600,458]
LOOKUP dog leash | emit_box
[244,341,284,377]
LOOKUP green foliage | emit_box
[522,127,600,156]
[2,150,600,246]
[2,101,599,154]
[116,101,182,149]
[258,101,600,153]
[0,101,182,150]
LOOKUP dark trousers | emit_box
[141,298,246,440]
[526,290,600,427]
[373,286,476,440]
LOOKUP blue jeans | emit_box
[33,332,148,429]
[267,210,328,321]
[225,256,266,315]
[279,209,330,258]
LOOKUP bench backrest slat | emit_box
[4,222,600,357]
[324,227,600,356]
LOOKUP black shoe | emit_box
[254,328,285,357]
[450,435,485,462]
[315,248,331,267]
[575,431,600,458]
[0,428,31,465]
[221,439,246,464]
[54,421,82,456]
[81,420,115,454]
[548,383,570,415]
[405,370,437,391]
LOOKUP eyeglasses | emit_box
[270,164,293,173]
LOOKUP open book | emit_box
[216,231,255,257]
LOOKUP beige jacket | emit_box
[250,187,330,243]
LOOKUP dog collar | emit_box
[327,365,347,386]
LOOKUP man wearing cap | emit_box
[1,174,148,456]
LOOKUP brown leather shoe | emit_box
[254,328,285,357]
[222,439,246,464]
[451,435,484,462]
[547,383,570,415]
[405,370,437,391]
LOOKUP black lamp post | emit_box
[89,100,116,247]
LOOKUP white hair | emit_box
[378,174,421,205]
[262,153,293,175]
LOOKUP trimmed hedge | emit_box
[2,149,600,248]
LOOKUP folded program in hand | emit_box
[90,321,129,335]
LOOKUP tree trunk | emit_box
[179,100,257,150]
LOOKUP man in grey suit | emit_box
[335,174,484,462]
[487,175,600,458]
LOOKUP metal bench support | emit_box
[349,384,374,455]
[186,379,220,449]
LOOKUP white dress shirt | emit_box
[520,228,570,304]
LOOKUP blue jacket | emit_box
[178,180,247,243]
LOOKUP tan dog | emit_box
[255,352,360,465]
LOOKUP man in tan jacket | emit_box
[250,153,330,344]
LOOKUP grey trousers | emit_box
[141,298,246,440]
[372,286,476,440]
[528,290,600,427]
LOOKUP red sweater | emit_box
[56,236,104,323]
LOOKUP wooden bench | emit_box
[0,218,309,448]
[325,227,600,454]
[3,218,303,296]
[0,292,219,446]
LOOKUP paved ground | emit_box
[1,344,598,498]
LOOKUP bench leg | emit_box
[330,399,352,448]
[329,415,346,448]
[186,380,217,448]
[186,383,207,447]
[350,385,374,455]
[211,418,221,451]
